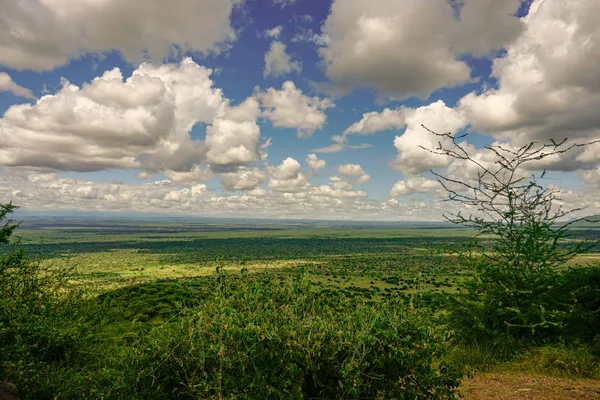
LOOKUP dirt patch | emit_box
[461,373,600,399]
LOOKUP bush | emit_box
[422,128,599,340]
[67,271,463,399]
[0,203,99,398]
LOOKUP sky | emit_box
[1,0,600,221]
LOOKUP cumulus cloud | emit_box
[6,169,598,221]
[337,163,370,183]
[163,166,213,184]
[0,171,209,211]
[3,170,382,219]
[305,153,326,171]
[319,0,523,99]
[205,97,263,171]
[0,0,238,71]
[344,108,405,136]
[458,0,600,151]
[256,81,334,138]
[263,41,302,78]
[265,25,284,39]
[581,167,600,187]
[312,176,367,198]
[268,157,311,193]
[0,58,225,174]
[389,100,468,175]
[389,177,438,197]
[0,72,34,98]
[220,168,266,191]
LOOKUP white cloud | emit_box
[357,175,371,184]
[305,153,326,171]
[344,108,405,135]
[0,58,225,174]
[458,0,600,148]
[319,0,523,99]
[268,157,311,193]
[312,144,343,153]
[205,96,263,171]
[389,100,468,174]
[257,81,334,138]
[163,166,213,184]
[265,26,284,39]
[291,27,329,46]
[337,163,370,183]
[272,0,297,8]
[312,176,367,198]
[263,41,302,78]
[0,72,34,98]
[6,169,598,221]
[298,14,313,23]
[389,177,438,197]
[220,168,266,191]
[0,0,238,70]
[324,100,467,172]
[577,142,600,164]
[1,171,210,210]
[455,0,600,178]
[581,167,600,187]
[269,157,302,180]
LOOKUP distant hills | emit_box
[571,215,600,226]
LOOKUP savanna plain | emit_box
[2,214,600,399]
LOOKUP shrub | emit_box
[0,203,99,398]
[89,270,463,399]
[422,128,599,340]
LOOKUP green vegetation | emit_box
[2,208,471,399]
[1,188,599,398]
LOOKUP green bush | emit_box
[447,265,600,343]
[423,129,599,342]
[97,279,209,324]
[61,271,463,399]
[0,203,99,397]
[1,204,463,400]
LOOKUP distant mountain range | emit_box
[571,215,600,225]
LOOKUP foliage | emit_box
[3,203,600,398]
[514,345,600,378]
[422,127,599,338]
[97,279,209,323]
[67,270,462,399]
[0,203,99,397]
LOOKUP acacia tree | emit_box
[420,126,598,336]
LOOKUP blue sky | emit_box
[1,0,600,220]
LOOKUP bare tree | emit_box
[420,126,597,278]
[420,126,599,334]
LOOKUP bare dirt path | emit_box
[461,373,600,399]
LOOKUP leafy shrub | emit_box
[97,279,209,323]
[0,203,100,397]
[72,270,463,399]
[423,128,599,341]
[557,266,600,342]
[447,265,600,344]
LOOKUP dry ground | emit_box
[462,373,600,399]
